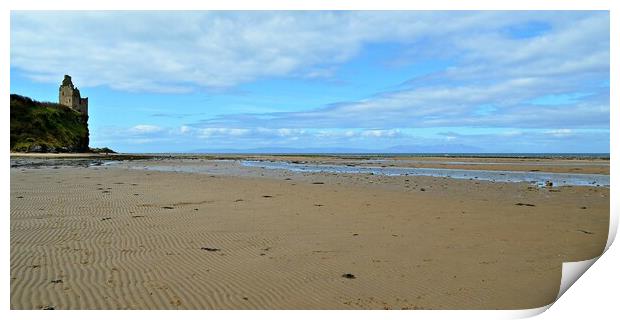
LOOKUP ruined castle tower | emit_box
[59,75,88,117]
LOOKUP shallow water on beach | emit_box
[361,159,609,167]
[240,160,610,187]
[12,157,608,188]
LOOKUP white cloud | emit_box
[361,129,400,138]
[173,11,607,131]
[128,124,162,134]
[179,125,192,134]
[545,129,573,137]
[92,124,609,153]
[11,11,607,95]
[197,77,609,130]
[198,127,250,138]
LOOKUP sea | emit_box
[137,152,610,159]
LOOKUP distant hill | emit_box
[10,94,89,152]
[188,144,484,154]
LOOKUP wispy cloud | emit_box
[128,124,163,134]
[11,11,607,93]
[184,12,609,131]
[91,124,608,153]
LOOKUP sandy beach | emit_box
[10,156,609,309]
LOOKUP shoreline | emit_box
[10,153,610,175]
[10,152,611,159]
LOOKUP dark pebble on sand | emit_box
[342,273,356,279]
[515,203,536,207]
[201,247,221,252]
[101,217,112,221]
[162,206,174,209]
[262,195,273,198]
[577,229,594,235]
[580,206,587,209]
[312,182,325,184]
[16,196,23,199]
[51,279,63,284]
[420,188,426,191]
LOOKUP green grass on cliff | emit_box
[10,94,89,152]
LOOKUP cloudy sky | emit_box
[10,11,609,153]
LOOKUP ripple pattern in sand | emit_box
[11,166,609,309]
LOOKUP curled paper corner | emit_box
[557,257,599,299]
[504,305,551,319]
[605,209,618,252]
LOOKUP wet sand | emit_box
[242,155,610,175]
[10,157,609,309]
[10,153,610,174]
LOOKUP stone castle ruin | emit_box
[59,75,88,117]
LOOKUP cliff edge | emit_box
[10,94,89,153]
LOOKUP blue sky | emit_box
[10,11,609,153]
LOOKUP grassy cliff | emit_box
[10,94,89,152]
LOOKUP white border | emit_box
[1,0,617,10]
[2,1,617,319]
